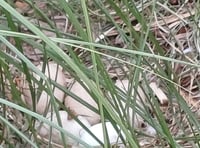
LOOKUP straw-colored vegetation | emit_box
[0,0,199,147]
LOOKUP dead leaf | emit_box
[15,0,30,14]
[149,82,168,105]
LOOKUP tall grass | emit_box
[0,0,199,147]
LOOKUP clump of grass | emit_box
[0,0,199,147]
